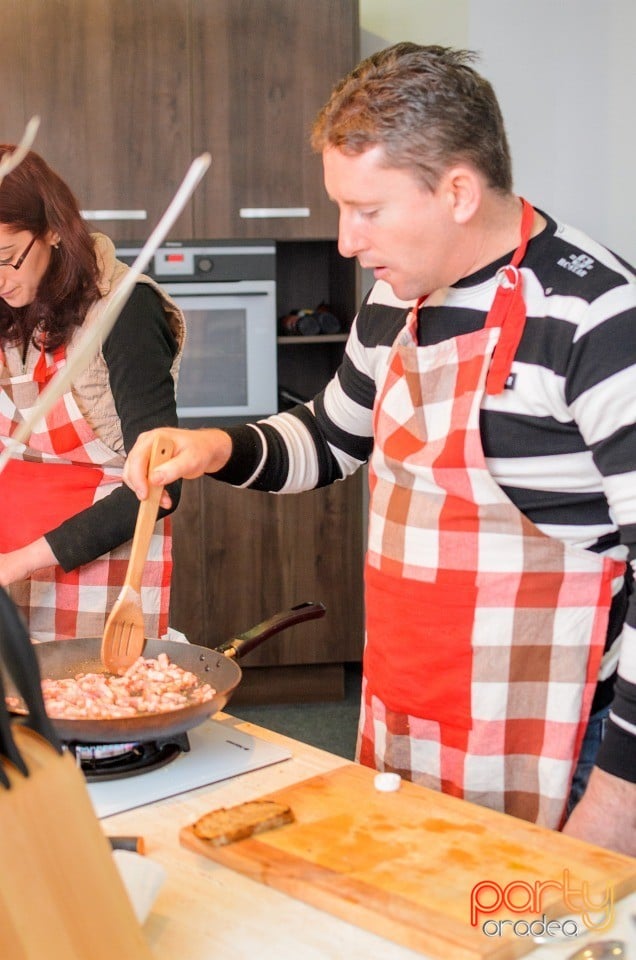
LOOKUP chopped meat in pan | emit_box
[7,652,215,720]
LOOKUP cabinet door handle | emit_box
[80,209,148,221]
[239,207,310,219]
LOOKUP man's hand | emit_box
[123,427,233,504]
[562,767,636,856]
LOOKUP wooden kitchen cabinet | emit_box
[2,0,358,242]
[190,0,359,239]
[6,0,195,241]
[169,471,365,703]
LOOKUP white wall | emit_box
[360,0,469,56]
[469,0,636,262]
[359,0,636,264]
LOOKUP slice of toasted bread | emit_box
[192,799,295,846]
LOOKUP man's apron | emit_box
[0,343,171,642]
[360,199,624,828]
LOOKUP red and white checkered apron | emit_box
[0,342,171,641]
[360,199,624,828]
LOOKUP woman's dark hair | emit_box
[0,147,101,351]
[311,42,513,194]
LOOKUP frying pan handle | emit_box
[0,589,62,752]
[216,601,326,660]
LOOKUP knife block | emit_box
[0,726,153,960]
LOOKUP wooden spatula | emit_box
[101,432,175,674]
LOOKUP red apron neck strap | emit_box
[33,342,65,384]
[485,198,534,395]
[408,200,533,349]
[407,296,427,338]
[510,197,534,268]
[33,343,49,383]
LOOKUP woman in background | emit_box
[0,146,184,641]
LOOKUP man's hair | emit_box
[311,42,513,193]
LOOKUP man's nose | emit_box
[337,211,365,260]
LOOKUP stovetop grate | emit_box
[66,732,191,782]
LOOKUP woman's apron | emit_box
[0,343,171,642]
[360,199,624,828]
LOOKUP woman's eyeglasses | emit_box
[0,235,37,271]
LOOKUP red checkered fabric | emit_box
[0,346,171,642]
[361,203,623,828]
[8,521,172,642]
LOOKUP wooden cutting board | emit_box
[180,762,636,960]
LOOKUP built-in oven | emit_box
[115,240,278,424]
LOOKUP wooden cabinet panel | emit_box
[191,0,360,239]
[6,0,194,241]
[170,473,365,667]
[3,0,358,242]
[0,3,28,143]
[167,478,206,644]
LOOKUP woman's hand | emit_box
[123,427,233,504]
[0,538,57,585]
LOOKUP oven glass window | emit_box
[177,308,248,407]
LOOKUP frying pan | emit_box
[5,601,325,744]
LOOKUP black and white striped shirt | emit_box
[219,210,636,783]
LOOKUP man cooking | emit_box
[123,43,636,855]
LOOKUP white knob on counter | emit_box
[374,772,402,792]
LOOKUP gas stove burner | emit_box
[66,732,191,782]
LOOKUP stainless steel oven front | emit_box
[115,240,278,424]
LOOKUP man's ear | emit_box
[440,165,482,225]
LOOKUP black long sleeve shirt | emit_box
[45,284,181,571]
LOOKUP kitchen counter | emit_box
[104,714,636,960]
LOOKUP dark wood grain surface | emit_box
[17,0,194,240]
[191,0,360,239]
[170,472,364,671]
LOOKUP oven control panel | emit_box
[115,240,276,283]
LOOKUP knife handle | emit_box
[108,836,146,855]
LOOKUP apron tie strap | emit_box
[485,198,534,395]
[407,296,427,339]
[33,343,65,384]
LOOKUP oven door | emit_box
[167,281,278,421]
